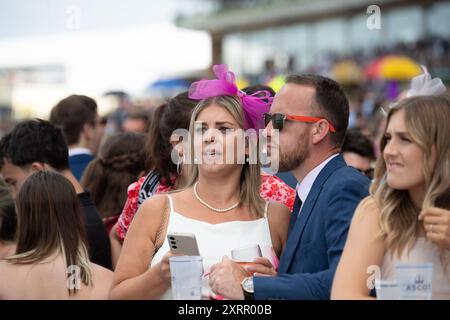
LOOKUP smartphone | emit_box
[167,232,200,256]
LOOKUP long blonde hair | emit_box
[185,95,264,216]
[370,95,450,257]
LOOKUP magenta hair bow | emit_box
[188,64,273,130]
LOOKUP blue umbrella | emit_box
[148,78,189,91]
[146,78,190,98]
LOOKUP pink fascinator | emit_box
[188,64,273,130]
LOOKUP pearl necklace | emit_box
[193,182,240,213]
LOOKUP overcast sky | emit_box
[0,0,210,39]
[0,0,213,118]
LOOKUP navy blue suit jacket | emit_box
[254,155,370,300]
[69,153,94,181]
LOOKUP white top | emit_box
[381,237,450,300]
[68,147,92,157]
[295,153,339,214]
[151,195,273,300]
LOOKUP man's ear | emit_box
[311,120,330,145]
[30,162,46,172]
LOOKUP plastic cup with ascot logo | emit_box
[169,256,203,300]
[395,263,433,300]
[375,279,399,300]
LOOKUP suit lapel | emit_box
[279,155,347,273]
[288,194,301,234]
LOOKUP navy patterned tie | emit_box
[288,194,302,233]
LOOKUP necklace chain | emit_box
[193,182,240,213]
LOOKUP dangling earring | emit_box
[176,154,183,174]
[245,155,249,164]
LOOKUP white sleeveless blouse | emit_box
[151,195,274,299]
[381,237,450,300]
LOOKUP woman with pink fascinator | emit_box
[109,65,291,300]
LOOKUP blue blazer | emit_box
[69,153,94,181]
[254,155,370,300]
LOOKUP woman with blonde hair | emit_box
[331,94,450,299]
[109,91,294,269]
[0,171,112,299]
[109,65,291,300]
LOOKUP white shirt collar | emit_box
[296,154,339,204]
[68,147,93,157]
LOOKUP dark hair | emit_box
[7,171,92,293]
[81,132,147,219]
[341,128,375,160]
[0,119,69,170]
[145,91,198,185]
[124,107,152,132]
[103,91,129,102]
[49,95,98,145]
[285,74,349,147]
[0,178,16,242]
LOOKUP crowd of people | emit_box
[0,62,449,300]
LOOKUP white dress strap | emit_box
[263,201,269,218]
[167,194,175,213]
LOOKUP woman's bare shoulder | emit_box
[88,263,114,299]
[0,259,13,277]
[353,196,381,224]
[140,193,168,209]
[91,263,114,279]
[136,194,171,222]
[266,201,290,235]
[267,201,291,222]
[0,243,16,260]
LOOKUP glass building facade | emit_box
[222,1,450,76]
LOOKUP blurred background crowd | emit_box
[0,0,450,300]
[1,0,449,144]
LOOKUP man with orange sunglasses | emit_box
[209,74,370,300]
[263,112,336,133]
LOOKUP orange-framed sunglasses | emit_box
[263,112,336,133]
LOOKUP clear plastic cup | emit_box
[395,263,433,300]
[169,256,203,300]
[375,279,399,300]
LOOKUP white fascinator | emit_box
[406,65,447,97]
[381,65,447,116]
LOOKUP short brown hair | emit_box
[285,74,349,147]
[124,107,152,132]
[50,95,98,145]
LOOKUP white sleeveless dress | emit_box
[381,237,450,299]
[151,195,274,300]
